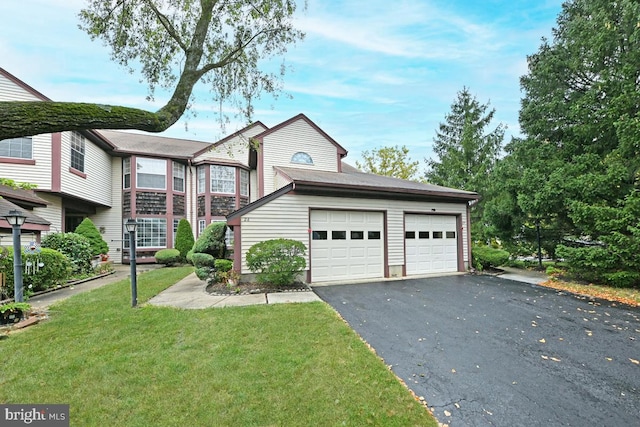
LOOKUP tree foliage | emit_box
[0,0,305,140]
[485,0,640,286]
[426,87,505,241]
[355,145,421,181]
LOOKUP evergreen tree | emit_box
[174,219,195,261]
[426,87,505,241]
[74,218,109,257]
[488,0,640,286]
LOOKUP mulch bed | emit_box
[206,281,311,296]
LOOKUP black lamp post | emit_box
[125,218,138,307]
[5,209,26,302]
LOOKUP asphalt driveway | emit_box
[313,275,640,427]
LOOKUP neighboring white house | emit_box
[0,67,478,283]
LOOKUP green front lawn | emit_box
[0,267,436,426]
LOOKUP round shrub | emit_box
[174,219,195,261]
[246,239,306,286]
[1,247,71,297]
[42,232,93,275]
[74,218,109,256]
[154,248,182,266]
[472,245,510,270]
[191,252,216,281]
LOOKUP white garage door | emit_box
[405,214,458,275]
[311,210,384,282]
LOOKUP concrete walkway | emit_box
[148,272,322,308]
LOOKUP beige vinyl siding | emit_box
[59,132,112,206]
[273,170,292,191]
[0,134,53,189]
[0,72,52,188]
[91,157,124,262]
[249,170,259,201]
[238,194,470,275]
[193,124,266,164]
[262,119,340,195]
[0,73,42,101]
[33,194,64,236]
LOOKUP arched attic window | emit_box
[291,152,313,165]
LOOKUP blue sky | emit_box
[0,0,563,170]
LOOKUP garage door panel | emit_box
[311,210,384,282]
[405,214,458,275]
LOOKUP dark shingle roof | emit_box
[97,130,213,159]
[0,198,50,226]
[276,166,479,201]
[0,184,49,207]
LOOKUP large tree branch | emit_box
[0,102,173,139]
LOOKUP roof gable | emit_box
[0,67,51,101]
[253,113,347,157]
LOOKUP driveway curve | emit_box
[313,275,640,427]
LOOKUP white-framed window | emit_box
[136,218,167,248]
[291,152,313,165]
[136,158,166,189]
[0,136,32,159]
[240,169,249,197]
[123,157,131,189]
[197,166,206,194]
[210,165,235,194]
[198,219,206,235]
[225,226,234,247]
[70,132,85,172]
[173,218,180,242]
[173,162,185,192]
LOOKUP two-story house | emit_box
[1,67,478,283]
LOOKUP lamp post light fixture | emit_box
[125,218,138,307]
[5,209,26,302]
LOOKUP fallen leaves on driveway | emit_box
[630,358,639,365]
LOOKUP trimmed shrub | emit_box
[193,222,227,258]
[191,253,216,280]
[154,249,182,266]
[42,232,93,275]
[74,218,109,256]
[245,239,306,286]
[174,219,195,261]
[0,247,71,298]
[472,245,510,270]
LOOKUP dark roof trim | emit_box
[113,149,194,160]
[227,183,294,223]
[191,159,250,169]
[253,114,348,157]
